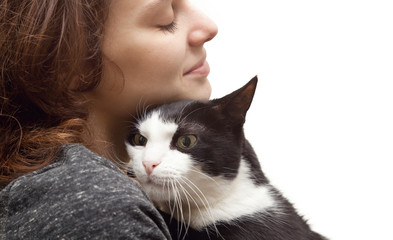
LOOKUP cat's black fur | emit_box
[129,76,327,240]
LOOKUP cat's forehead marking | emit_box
[138,111,178,140]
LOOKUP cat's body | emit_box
[126,77,327,240]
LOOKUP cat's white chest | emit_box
[182,159,276,230]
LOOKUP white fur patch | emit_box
[179,159,276,229]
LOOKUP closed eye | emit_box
[159,20,178,33]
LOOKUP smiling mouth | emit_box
[183,59,210,77]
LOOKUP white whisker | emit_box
[177,178,209,227]
[170,180,178,220]
[172,180,183,237]
[180,177,222,239]
[188,167,220,186]
[175,179,193,240]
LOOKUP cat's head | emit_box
[126,77,257,204]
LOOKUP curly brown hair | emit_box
[0,0,109,187]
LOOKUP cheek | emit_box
[126,146,147,180]
[148,149,194,179]
[98,35,187,116]
[131,147,194,181]
[159,150,194,174]
[123,43,186,104]
[120,42,184,82]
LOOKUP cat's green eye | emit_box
[133,134,148,146]
[177,135,197,150]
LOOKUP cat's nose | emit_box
[142,161,161,175]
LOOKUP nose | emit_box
[142,160,161,175]
[188,9,218,47]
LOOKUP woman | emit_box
[0,0,217,238]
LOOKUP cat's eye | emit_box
[177,135,197,150]
[133,134,148,146]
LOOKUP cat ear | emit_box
[213,76,258,125]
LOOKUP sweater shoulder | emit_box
[5,144,145,201]
[1,144,170,239]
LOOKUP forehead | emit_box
[156,100,195,122]
[137,100,209,140]
[144,0,171,11]
[138,111,178,141]
[105,0,170,26]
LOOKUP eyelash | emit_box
[160,21,178,33]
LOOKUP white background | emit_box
[193,0,393,239]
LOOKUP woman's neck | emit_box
[85,107,131,167]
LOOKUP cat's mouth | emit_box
[143,176,181,192]
[144,176,168,188]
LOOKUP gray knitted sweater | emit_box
[0,144,171,239]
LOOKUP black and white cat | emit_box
[126,77,327,240]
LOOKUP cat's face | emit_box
[126,77,257,206]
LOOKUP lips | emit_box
[183,57,210,77]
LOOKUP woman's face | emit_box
[92,0,218,119]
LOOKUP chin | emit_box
[186,77,212,101]
[150,78,211,105]
[142,181,177,203]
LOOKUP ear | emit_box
[212,76,258,125]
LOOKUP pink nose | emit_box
[142,161,160,175]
